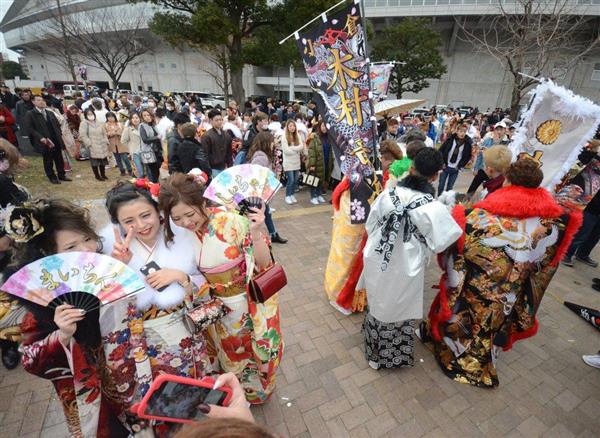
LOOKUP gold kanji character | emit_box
[304,39,315,57]
[327,49,362,91]
[336,87,368,126]
[344,14,359,37]
[40,269,59,291]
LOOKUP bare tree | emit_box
[202,47,231,107]
[456,0,600,119]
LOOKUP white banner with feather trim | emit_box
[509,80,600,191]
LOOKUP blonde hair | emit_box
[483,145,512,174]
[284,120,300,146]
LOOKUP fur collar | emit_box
[399,175,435,196]
[474,185,564,218]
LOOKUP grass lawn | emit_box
[17,155,134,201]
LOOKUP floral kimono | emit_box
[195,208,283,404]
[421,185,582,387]
[360,176,461,369]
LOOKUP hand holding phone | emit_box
[140,261,167,292]
[199,372,254,423]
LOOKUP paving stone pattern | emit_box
[1,176,599,437]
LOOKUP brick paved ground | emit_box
[1,173,599,437]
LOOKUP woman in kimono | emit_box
[420,159,582,387]
[158,173,283,404]
[8,199,142,437]
[360,148,462,370]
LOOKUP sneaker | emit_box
[593,278,600,284]
[592,283,600,293]
[368,360,380,370]
[310,198,319,205]
[270,207,276,213]
[270,233,288,244]
[562,257,574,267]
[291,195,298,204]
[575,256,599,267]
[285,196,293,205]
[414,327,422,341]
[329,300,352,316]
[317,195,326,203]
[582,353,600,369]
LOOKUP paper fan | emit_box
[0,252,145,312]
[203,164,282,210]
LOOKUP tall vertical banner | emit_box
[295,1,380,224]
[369,63,394,102]
[509,80,600,190]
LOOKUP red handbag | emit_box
[248,263,287,303]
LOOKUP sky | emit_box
[0,0,19,61]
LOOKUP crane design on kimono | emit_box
[481,216,559,263]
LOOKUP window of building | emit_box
[592,63,600,81]
[41,65,44,69]
[159,62,165,69]
[30,65,33,70]
[171,63,177,69]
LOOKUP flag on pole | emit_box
[563,301,600,331]
[509,80,600,190]
[369,63,394,102]
[295,1,380,223]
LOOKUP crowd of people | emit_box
[0,81,599,437]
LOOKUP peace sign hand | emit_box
[112,226,135,264]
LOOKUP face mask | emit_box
[0,159,9,173]
[148,102,156,108]
[87,115,95,121]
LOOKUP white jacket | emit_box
[281,134,304,171]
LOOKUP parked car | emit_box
[409,107,430,118]
[184,91,225,109]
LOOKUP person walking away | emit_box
[307,122,333,204]
[202,109,232,177]
[15,89,34,151]
[120,113,145,178]
[23,94,71,184]
[238,112,268,165]
[79,108,110,181]
[90,98,108,123]
[154,107,174,159]
[563,143,600,267]
[177,122,212,175]
[0,84,17,110]
[167,112,190,174]
[438,124,473,196]
[66,105,85,160]
[139,109,163,182]
[360,148,461,370]
[105,112,132,176]
[247,131,287,243]
[281,120,304,205]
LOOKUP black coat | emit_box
[23,108,65,154]
[178,138,212,176]
[439,134,473,170]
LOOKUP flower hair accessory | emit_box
[134,178,160,202]
[188,168,208,185]
[0,203,44,243]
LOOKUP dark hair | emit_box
[253,112,268,124]
[105,181,157,224]
[83,108,95,120]
[155,107,165,119]
[175,418,277,438]
[506,159,543,188]
[412,147,443,178]
[173,112,190,127]
[406,140,426,159]
[400,128,426,144]
[387,118,399,126]
[247,131,274,164]
[208,109,222,120]
[105,111,117,122]
[158,174,208,243]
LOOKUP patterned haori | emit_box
[363,315,416,368]
[422,186,581,387]
[196,209,283,404]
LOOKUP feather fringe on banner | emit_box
[509,79,600,192]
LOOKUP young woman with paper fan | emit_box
[4,199,146,437]
[159,173,284,404]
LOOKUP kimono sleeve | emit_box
[364,191,392,236]
[409,200,462,253]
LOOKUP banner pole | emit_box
[279,0,348,45]
[357,0,381,172]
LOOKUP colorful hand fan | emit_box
[203,164,281,210]
[0,252,145,312]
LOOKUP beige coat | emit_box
[121,124,142,155]
[79,120,109,159]
[105,122,128,154]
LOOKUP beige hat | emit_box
[483,145,513,173]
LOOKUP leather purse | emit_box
[248,263,287,303]
[184,297,231,334]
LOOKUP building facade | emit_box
[1,0,599,108]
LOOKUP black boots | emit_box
[92,165,108,181]
[271,233,288,244]
[0,340,20,370]
[99,165,108,181]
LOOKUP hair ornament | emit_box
[133,178,161,202]
[0,202,44,243]
[188,168,208,185]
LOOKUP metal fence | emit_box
[365,0,600,7]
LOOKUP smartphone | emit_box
[140,261,167,292]
[130,375,233,424]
